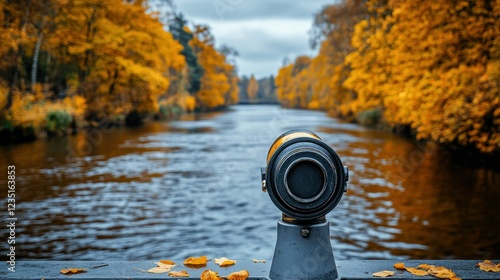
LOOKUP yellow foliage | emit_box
[377,0,500,153]
[274,0,500,153]
[8,86,86,131]
[1,0,236,136]
[0,83,8,111]
[275,0,366,115]
[184,95,196,112]
[51,0,186,120]
[172,94,196,112]
[307,100,321,110]
[9,91,45,129]
[191,25,236,110]
[275,64,294,106]
[227,75,240,105]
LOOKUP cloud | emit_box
[173,1,330,78]
[175,0,331,21]
[211,19,312,58]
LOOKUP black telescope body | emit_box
[262,129,348,222]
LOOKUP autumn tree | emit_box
[247,74,259,102]
[190,24,238,110]
[0,0,242,142]
[0,0,191,138]
[63,0,186,122]
[346,0,500,152]
[218,44,239,105]
[275,0,499,153]
[0,0,31,108]
[343,0,392,117]
[275,63,294,107]
[274,0,368,113]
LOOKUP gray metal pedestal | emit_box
[270,220,337,280]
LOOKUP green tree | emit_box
[169,12,203,94]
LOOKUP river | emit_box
[1,105,499,261]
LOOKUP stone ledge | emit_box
[1,260,499,279]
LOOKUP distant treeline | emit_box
[276,0,499,154]
[0,0,238,142]
[238,75,277,104]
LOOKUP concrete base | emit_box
[270,220,337,280]
[1,260,500,279]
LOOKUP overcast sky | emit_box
[173,0,333,79]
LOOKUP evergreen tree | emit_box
[169,12,203,94]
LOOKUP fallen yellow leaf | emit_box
[60,268,87,275]
[428,266,457,279]
[168,270,190,277]
[200,269,221,280]
[394,262,405,270]
[417,264,436,270]
[252,259,266,263]
[227,270,250,280]
[477,260,500,272]
[372,270,395,277]
[147,267,170,274]
[155,261,175,269]
[214,257,236,267]
[160,259,176,265]
[405,267,429,276]
[184,255,208,268]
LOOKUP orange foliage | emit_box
[346,0,500,153]
[61,0,185,119]
[276,0,500,153]
[191,25,238,110]
[275,0,367,115]
[8,89,86,132]
[1,0,238,136]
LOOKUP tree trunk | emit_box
[31,31,44,92]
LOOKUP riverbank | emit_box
[337,108,500,169]
[0,103,231,145]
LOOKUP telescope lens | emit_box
[286,160,325,202]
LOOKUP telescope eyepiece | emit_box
[262,130,348,222]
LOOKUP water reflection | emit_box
[0,105,499,261]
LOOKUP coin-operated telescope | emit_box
[261,130,348,280]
